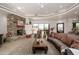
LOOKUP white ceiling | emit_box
[0,3,79,19]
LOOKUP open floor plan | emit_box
[0,3,79,55]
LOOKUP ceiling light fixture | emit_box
[17,7,21,10]
[40,4,44,8]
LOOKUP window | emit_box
[73,22,79,29]
[32,24,49,33]
[33,24,38,28]
[39,24,44,30]
[76,23,79,29]
[44,24,49,30]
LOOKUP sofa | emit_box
[47,32,79,53]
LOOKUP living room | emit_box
[0,3,79,56]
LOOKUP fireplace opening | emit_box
[17,30,23,35]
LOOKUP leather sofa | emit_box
[47,32,79,52]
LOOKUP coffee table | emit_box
[32,40,48,54]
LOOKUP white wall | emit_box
[0,11,7,34]
[64,16,78,33]
[31,16,78,33]
[31,18,60,32]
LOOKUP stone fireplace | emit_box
[7,14,25,36]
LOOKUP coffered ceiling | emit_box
[0,3,79,19]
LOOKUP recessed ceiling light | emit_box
[17,7,21,10]
[40,4,44,8]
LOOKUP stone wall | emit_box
[7,14,25,36]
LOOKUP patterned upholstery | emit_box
[48,32,79,49]
[71,40,79,49]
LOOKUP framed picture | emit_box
[57,23,64,33]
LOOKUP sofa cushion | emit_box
[57,33,62,40]
[60,34,73,46]
[71,41,79,49]
[54,33,57,38]
[60,34,67,43]
[71,43,79,49]
[51,32,54,38]
[66,36,73,46]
